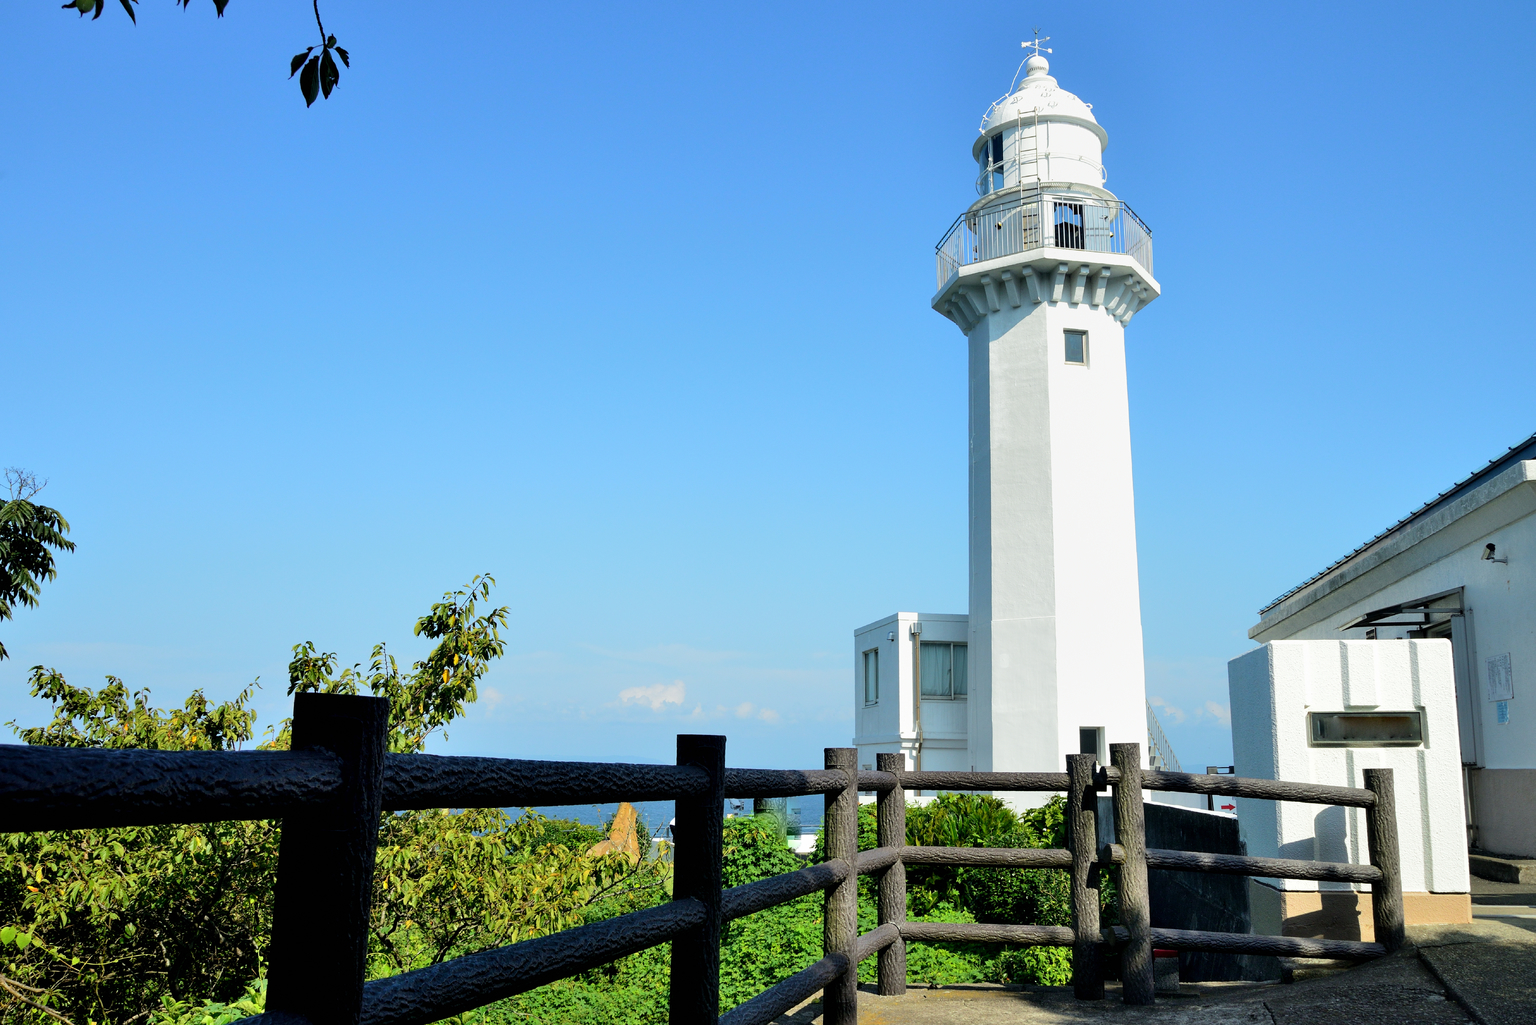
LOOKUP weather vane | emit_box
[1023,29,1051,58]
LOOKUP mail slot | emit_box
[1307,710,1424,747]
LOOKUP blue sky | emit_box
[3,1,1533,774]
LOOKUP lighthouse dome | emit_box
[974,56,1111,195]
[979,56,1105,141]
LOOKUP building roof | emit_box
[1259,429,1536,614]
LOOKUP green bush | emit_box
[963,797,1117,929]
[988,945,1072,986]
[904,793,1019,914]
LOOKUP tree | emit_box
[0,577,669,1025]
[0,469,75,663]
[61,0,349,107]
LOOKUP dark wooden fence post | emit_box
[669,735,726,1023]
[1363,767,1405,952]
[875,752,907,996]
[1109,743,1153,1005]
[266,692,390,1025]
[823,747,859,1024]
[1066,753,1103,1001]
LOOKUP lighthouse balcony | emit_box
[935,187,1153,292]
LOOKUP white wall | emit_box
[966,276,1149,788]
[1229,640,1469,895]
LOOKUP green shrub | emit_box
[966,858,1072,927]
[722,817,803,888]
[903,792,1019,915]
[987,945,1072,986]
[902,904,993,985]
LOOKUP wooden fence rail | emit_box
[0,693,1404,1025]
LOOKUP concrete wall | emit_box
[966,275,1147,798]
[1096,798,1275,981]
[1228,640,1468,897]
[1470,768,1536,858]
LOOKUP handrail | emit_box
[0,745,343,831]
[382,754,712,810]
[935,186,1153,291]
[0,696,1403,1025]
[720,860,848,922]
[357,899,707,1025]
[1103,766,1378,808]
[722,767,845,798]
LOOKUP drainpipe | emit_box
[910,621,923,772]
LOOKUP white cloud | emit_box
[757,707,781,724]
[734,702,756,719]
[481,687,505,715]
[1201,701,1231,727]
[1148,695,1187,725]
[618,680,686,711]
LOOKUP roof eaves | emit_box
[1257,429,1536,615]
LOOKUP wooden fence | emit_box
[0,692,1403,1025]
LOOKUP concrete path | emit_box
[1469,873,1536,937]
[771,921,1536,1024]
[1414,920,1536,1025]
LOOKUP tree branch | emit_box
[0,975,76,1025]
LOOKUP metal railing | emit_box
[0,692,1403,1024]
[936,188,1153,291]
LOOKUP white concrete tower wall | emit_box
[966,267,1148,777]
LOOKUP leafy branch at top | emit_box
[61,0,347,108]
[0,469,74,663]
[288,1,348,107]
[286,575,509,753]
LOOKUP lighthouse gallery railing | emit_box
[936,188,1153,291]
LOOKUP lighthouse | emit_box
[853,47,1160,790]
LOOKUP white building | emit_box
[1229,640,1471,939]
[854,52,1160,788]
[1250,433,1536,858]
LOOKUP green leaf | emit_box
[290,49,313,78]
[320,49,339,99]
[118,0,136,22]
[299,56,320,106]
[212,0,229,15]
[334,46,350,68]
[326,34,335,48]
[0,927,14,945]
[16,932,31,950]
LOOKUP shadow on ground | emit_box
[770,921,1535,1024]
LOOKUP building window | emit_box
[863,649,879,704]
[1065,330,1087,365]
[1079,726,1105,763]
[919,641,968,698]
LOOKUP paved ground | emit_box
[770,920,1536,1024]
[1469,874,1536,936]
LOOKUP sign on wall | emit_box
[1485,652,1514,702]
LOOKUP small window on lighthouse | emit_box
[863,649,879,705]
[1064,330,1088,365]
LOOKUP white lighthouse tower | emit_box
[853,46,1160,788]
